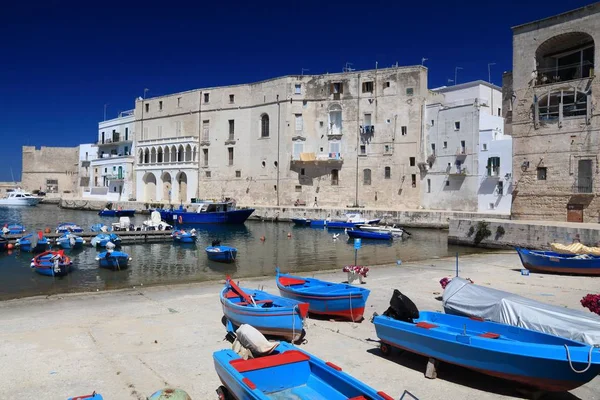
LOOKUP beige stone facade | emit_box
[134,67,428,208]
[21,146,79,194]
[506,4,600,222]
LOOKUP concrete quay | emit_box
[0,252,598,400]
[449,218,600,249]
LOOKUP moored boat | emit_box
[275,268,370,321]
[90,233,121,247]
[206,244,237,262]
[373,310,600,392]
[347,229,393,241]
[214,341,397,400]
[357,224,407,238]
[158,200,254,225]
[0,188,41,206]
[291,218,311,226]
[56,233,85,249]
[96,250,131,270]
[2,223,26,235]
[30,250,73,276]
[16,232,50,252]
[142,210,172,231]
[516,247,600,275]
[220,278,308,342]
[98,209,136,217]
[56,222,83,234]
[172,229,197,243]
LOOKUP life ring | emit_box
[178,215,183,224]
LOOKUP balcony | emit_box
[456,147,467,158]
[360,125,375,134]
[98,136,132,146]
[486,167,501,178]
[573,178,593,194]
[80,160,90,167]
[427,152,436,163]
[449,167,468,176]
[291,152,343,164]
[534,63,594,87]
[93,153,132,161]
[104,174,124,180]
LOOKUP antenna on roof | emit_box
[301,68,309,76]
[422,58,428,66]
[343,62,354,73]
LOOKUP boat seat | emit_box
[415,321,438,330]
[479,332,500,339]
[237,299,273,306]
[224,290,240,299]
[230,350,310,372]
[279,276,306,286]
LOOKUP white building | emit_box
[84,110,135,201]
[422,81,512,214]
[77,143,95,197]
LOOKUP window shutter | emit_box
[330,83,334,94]
[339,82,344,94]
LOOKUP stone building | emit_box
[422,81,512,214]
[506,3,600,222]
[134,66,428,208]
[21,146,79,195]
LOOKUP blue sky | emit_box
[0,0,594,181]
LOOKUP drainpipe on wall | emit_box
[197,91,202,201]
[354,73,361,207]
[277,94,281,206]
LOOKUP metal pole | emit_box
[354,73,361,207]
[354,248,358,266]
[488,63,496,83]
[276,94,280,206]
[454,67,463,86]
[456,252,459,277]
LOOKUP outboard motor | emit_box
[381,289,419,323]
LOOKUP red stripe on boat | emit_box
[377,391,395,400]
[469,316,485,321]
[325,361,342,371]
[348,396,368,400]
[278,276,306,286]
[230,350,310,372]
[242,377,256,390]
[415,321,438,329]
[479,332,500,339]
[225,277,254,304]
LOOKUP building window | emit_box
[538,90,588,121]
[446,180,450,187]
[295,114,303,132]
[292,141,304,160]
[261,114,270,137]
[177,97,181,107]
[226,119,235,140]
[487,157,501,177]
[460,140,466,154]
[482,143,488,151]
[202,120,210,141]
[125,127,129,140]
[498,107,501,116]
[384,145,391,154]
[426,178,430,192]
[205,171,211,178]
[363,169,371,185]
[295,185,302,192]
[362,81,374,93]
[300,168,305,176]
[406,88,414,96]
[328,104,342,135]
[497,181,504,194]
[385,81,390,88]
[331,169,339,186]
[443,141,447,149]
[401,126,407,136]
[409,157,415,166]
[360,145,366,155]
[204,93,210,103]
[331,82,343,94]
[431,143,436,155]
[159,101,163,111]
[228,147,234,166]
[431,119,434,126]
[229,94,235,103]
[145,103,149,112]
[329,141,340,157]
[384,166,391,179]
[235,170,241,178]
[294,84,301,94]
[578,160,593,193]
[537,167,547,180]
[203,148,209,166]
[454,121,461,130]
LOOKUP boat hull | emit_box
[373,312,600,392]
[172,232,196,243]
[213,342,394,400]
[220,285,306,342]
[98,210,135,217]
[97,251,130,270]
[516,247,600,275]
[291,218,311,226]
[0,198,40,206]
[276,270,370,322]
[347,230,393,240]
[206,246,237,262]
[160,208,254,224]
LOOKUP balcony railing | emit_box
[291,152,343,163]
[98,136,132,145]
[574,179,593,194]
[360,125,375,134]
[104,174,124,180]
[534,62,594,86]
[487,167,500,178]
[456,147,467,156]
[449,167,468,176]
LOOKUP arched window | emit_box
[261,114,269,138]
[143,148,149,164]
[157,147,163,163]
[138,150,143,164]
[535,32,594,85]
[384,166,391,179]
[363,169,371,185]
[331,169,339,186]
[150,147,156,163]
[178,145,184,162]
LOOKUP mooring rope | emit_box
[564,344,599,374]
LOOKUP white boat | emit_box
[142,211,172,231]
[0,188,41,206]
[357,224,406,238]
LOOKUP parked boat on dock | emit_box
[30,250,73,276]
[96,250,131,270]
[90,223,111,232]
[56,222,83,234]
[291,218,311,226]
[98,208,135,217]
[2,223,25,235]
[516,247,600,275]
[347,229,393,241]
[220,277,308,342]
[157,200,254,225]
[90,233,122,247]
[142,211,172,231]
[16,232,50,252]
[172,229,197,243]
[275,268,370,321]
[56,233,85,249]
[214,341,397,400]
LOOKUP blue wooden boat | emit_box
[17,232,50,252]
[96,250,131,270]
[157,201,254,225]
[90,223,111,232]
[326,221,361,229]
[516,247,600,276]
[90,233,121,247]
[291,218,311,226]
[3,223,25,235]
[275,268,370,321]
[213,341,396,400]
[56,222,83,234]
[373,311,600,392]
[98,209,135,217]
[206,245,237,262]
[347,229,393,241]
[220,278,308,342]
[30,250,73,276]
[56,233,85,249]
[172,229,197,243]
[67,392,103,400]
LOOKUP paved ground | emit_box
[1,251,599,400]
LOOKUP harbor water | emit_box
[0,204,487,300]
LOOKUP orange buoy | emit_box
[44,227,51,234]
[7,243,13,250]
[287,233,292,238]
[260,236,266,241]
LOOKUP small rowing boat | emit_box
[30,250,73,276]
[516,247,600,275]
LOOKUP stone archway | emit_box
[175,171,188,203]
[162,172,172,203]
[143,172,157,202]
